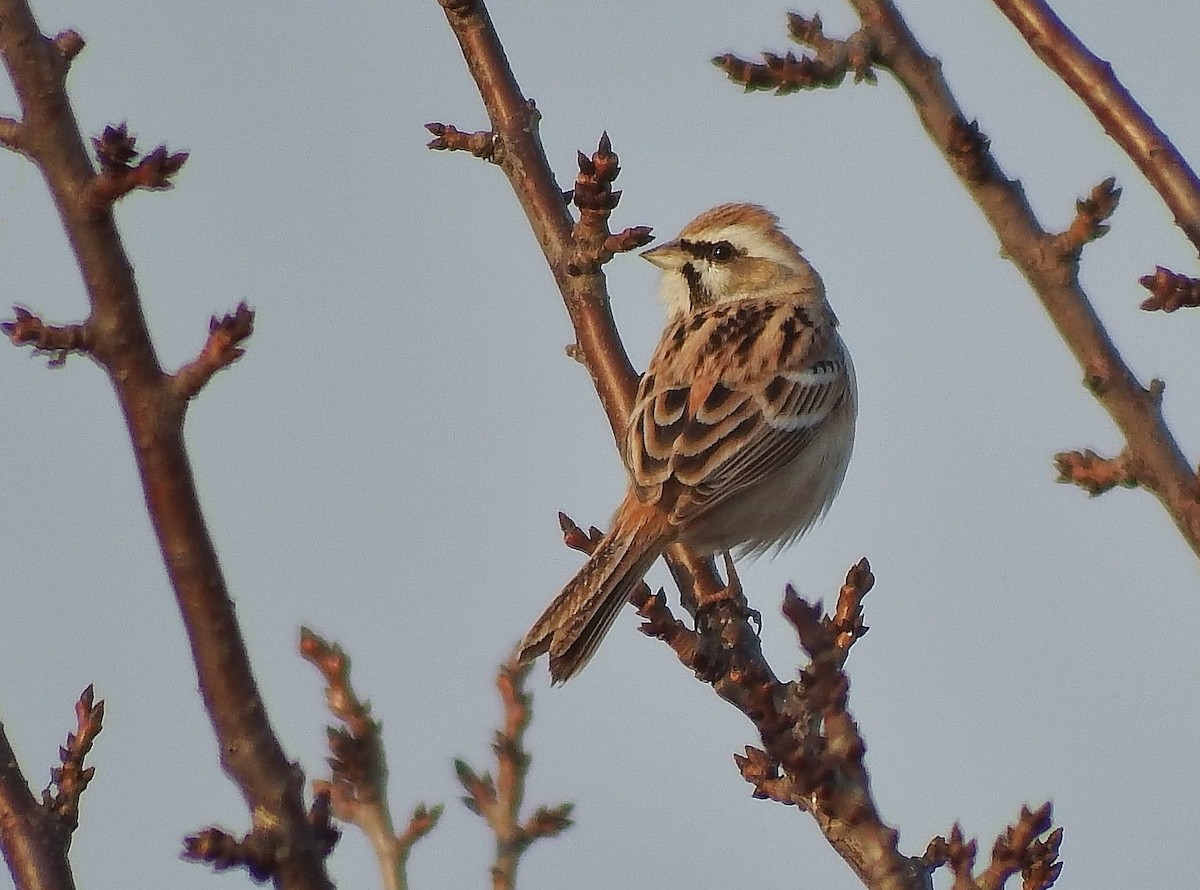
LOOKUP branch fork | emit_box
[567,133,653,275]
[86,123,188,209]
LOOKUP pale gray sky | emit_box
[3,2,1198,888]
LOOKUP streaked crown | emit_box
[641,203,824,320]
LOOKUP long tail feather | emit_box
[519,503,668,683]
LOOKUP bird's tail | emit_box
[518,498,670,683]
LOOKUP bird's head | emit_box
[641,203,822,321]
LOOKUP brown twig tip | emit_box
[425,122,498,160]
[832,558,873,657]
[170,302,254,400]
[42,685,104,833]
[3,306,92,365]
[923,823,979,881]
[454,757,496,815]
[947,116,994,184]
[525,803,575,838]
[633,586,700,669]
[604,226,655,256]
[182,826,278,882]
[300,627,376,741]
[1054,448,1138,495]
[568,133,644,274]
[1139,265,1200,312]
[782,561,873,667]
[979,802,1062,890]
[1055,177,1121,257]
[714,14,876,95]
[52,30,86,64]
[88,124,188,207]
[399,801,445,846]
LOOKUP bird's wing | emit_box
[626,299,851,523]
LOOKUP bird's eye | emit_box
[709,241,736,262]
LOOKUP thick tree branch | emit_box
[990,0,1200,255]
[0,3,329,887]
[433,0,734,623]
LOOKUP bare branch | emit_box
[170,302,255,401]
[3,306,92,366]
[87,123,189,208]
[455,660,572,890]
[714,13,877,94]
[433,0,733,640]
[302,628,433,890]
[990,0,1200,254]
[0,700,83,890]
[1054,448,1138,495]
[0,1,332,885]
[767,0,1200,557]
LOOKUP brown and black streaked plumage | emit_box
[519,204,856,683]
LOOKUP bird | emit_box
[519,203,856,683]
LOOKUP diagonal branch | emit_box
[433,0,729,620]
[990,0,1200,254]
[0,2,330,887]
[816,0,1200,555]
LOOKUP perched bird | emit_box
[519,203,856,683]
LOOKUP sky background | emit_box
[2,1,1199,888]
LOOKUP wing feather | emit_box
[625,299,850,523]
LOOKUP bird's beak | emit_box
[640,240,688,271]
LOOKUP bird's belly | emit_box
[678,414,854,557]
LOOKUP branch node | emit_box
[1054,177,1121,257]
[1054,448,1138,495]
[946,115,994,184]
[3,307,92,365]
[568,133,647,273]
[425,122,499,161]
[170,302,255,400]
[87,123,188,208]
[52,30,85,65]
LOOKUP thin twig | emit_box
[301,628,439,890]
[455,659,572,890]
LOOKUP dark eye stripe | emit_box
[679,238,740,263]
